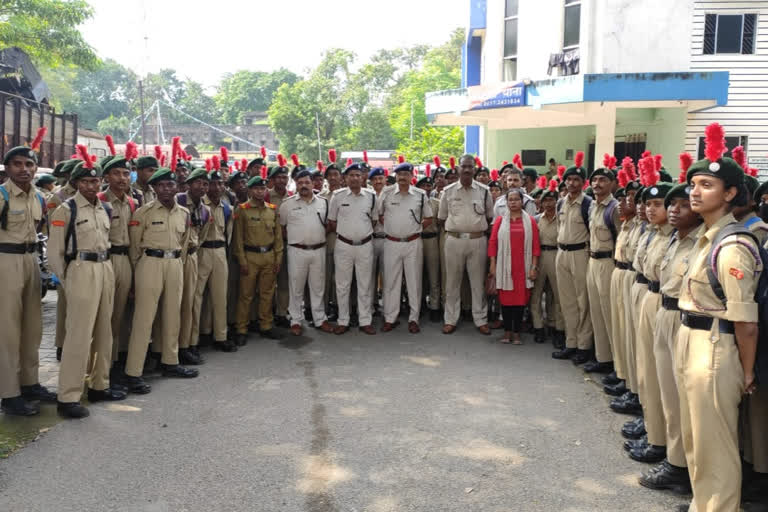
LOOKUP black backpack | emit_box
[63,198,112,264]
[557,195,592,230]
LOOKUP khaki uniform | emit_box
[233,199,282,332]
[132,183,155,206]
[422,197,441,312]
[531,212,563,330]
[555,193,592,349]
[676,214,760,511]
[267,188,292,317]
[0,180,44,398]
[48,192,114,403]
[377,185,433,324]
[177,194,211,349]
[47,182,76,349]
[438,181,494,326]
[586,195,619,363]
[329,187,376,327]
[125,200,190,376]
[319,187,339,312]
[625,222,651,392]
[279,194,329,326]
[372,191,387,311]
[195,196,230,343]
[654,228,697,468]
[610,217,636,381]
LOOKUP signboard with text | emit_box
[468,82,526,110]
[749,156,768,181]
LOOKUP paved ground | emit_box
[0,300,690,512]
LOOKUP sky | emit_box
[80,0,466,87]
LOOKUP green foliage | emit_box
[96,114,130,141]
[176,79,219,124]
[215,69,298,124]
[0,0,99,69]
[397,126,464,163]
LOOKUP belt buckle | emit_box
[352,239,362,246]
[459,233,470,240]
[98,252,107,262]
[164,250,175,259]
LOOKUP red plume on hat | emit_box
[512,153,523,170]
[125,141,138,160]
[574,151,585,169]
[362,150,369,165]
[501,160,508,167]
[260,146,267,159]
[678,152,693,183]
[425,164,431,177]
[105,134,116,156]
[731,145,746,170]
[641,150,651,159]
[30,126,47,152]
[328,148,337,164]
[475,156,483,168]
[621,157,636,182]
[449,156,456,169]
[346,158,353,167]
[317,160,325,172]
[160,154,166,166]
[220,146,228,166]
[617,169,629,188]
[490,168,499,181]
[384,168,389,177]
[557,165,566,181]
[241,158,248,171]
[704,123,727,162]
[398,155,405,164]
[602,153,611,168]
[170,136,181,172]
[291,153,300,167]
[205,158,212,172]
[76,144,94,169]
[747,167,759,177]
[154,145,163,161]
[608,155,617,169]
[433,155,441,168]
[548,179,557,192]
[277,153,287,168]
[261,165,267,179]
[212,155,220,171]
[536,175,547,189]
[654,154,663,172]
[234,161,241,171]
[411,176,417,185]
[639,157,658,187]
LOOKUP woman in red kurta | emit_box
[488,189,541,344]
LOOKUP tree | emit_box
[64,59,137,129]
[0,0,99,69]
[215,68,298,124]
[175,79,219,124]
[96,114,131,141]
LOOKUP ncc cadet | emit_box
[674,125,761,512]
[195,169,233,352]
[416,171,442,322]
[431,159,447,199]
[318,152,343,320]
[175,167,212,360]
[0,138,57,416]
[49,151,127,418]
[584,165,620,373]
[123,167,197,395]
[377,161,433,333]
[368,166,388,314]
[225,170,248,328]
[327,162,377,334]
[232,175,283,343]
[552,152,594,364]
[132,149,160,205]
[35,173,56,199]
[438,154,494,334]
[522,168,539,197]
[474,165,490,185]
[266,160,293,327]
[279,167,333,335]
[530,180,564,346]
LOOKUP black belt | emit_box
[421,232,438,240]
[201,240,226,249]
[386,234,420,242]
[681,311,734,335]
[109,245,129,255]
[145,249,181,259]
[187,247,198,255]
[558,242,587,251]
[628,263,635,272]
[662,295,679,311]
[337,234,372,246]
[373,233,387,239]
[289,242,325,250]
[648,280,661,293]
[541,244,557,251]
[78,251,109,262]
[635,274,649,285]
[0,242,37,254]
[590,251,613,259]
[244,244,274,253]
[616,261,631,270]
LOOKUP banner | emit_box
[468,82,526,110]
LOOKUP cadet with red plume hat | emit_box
[132,146,162,205]
[430,155,448,199]
[266,153,294,327]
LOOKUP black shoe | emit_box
[604,380,628,396]
[675,505,690,512]
[160,364,198,378]
[87,387,127,402]
[234,334,248,347]
[571,350,592,366]
[639,460,691,494]
[622,417,646,439]
[109,382,128,393]
[213,340,238,352]
[584,360,614,373]
[1,396,39,416]
[275,316,291,328]
[553,330,565,349]
[56,347,62,361]
[602,372,621,386]
[429,309,442,323]
[533,328,545,344]
[198,333,214,346]
[178,348,203,365]
[624,436,647,452]
[260,329,283,340]
[629,444,666,463]
[247,321,260,333]
[20,383,57,402]
[552,347,577,360]
[611,394,643,415]
[190,346,205,364]
[123,375,151,394]
[110,366,126,387]
[57,401,89,418]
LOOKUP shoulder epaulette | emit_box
[266,202,276,209]
[239,203,250,209]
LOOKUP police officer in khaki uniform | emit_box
[123,167,197,395]
[417,173,441,322]
[232,176,283,343]
[439,154,494,335]
[266,164,293,327]
[0,141,57,415]
[319,156,343,320]
[49,154,127,418]
[368,167,388,315]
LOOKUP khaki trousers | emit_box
[287,246,327,327]
[55,284,66,348]
[555,248,592,349]
[443,236,487,326]
[58,260,114,403]
[335,240,374,327]
[531,250,563,330]
[235,250,276,332]
[654,307,686,467]
[586,257,615,363]
[741,389,768,472]
[625,278,647,392]
[676,323,744,512]
[422,236,441,311]
[125,256,183,376]
[194,246,228,342]
[110,253,133,359]
[275,250,289,317]
[609,268,628,379]
[178,253,199,349]
[0,252,42,398]
[636,290,666,447]
[324,234,336,308]
[226,251,239,325]
[383,238,422,324]
[439,230,447,305]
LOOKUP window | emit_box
[564,0,581,49]
[503,0,518,81]
[697,135,748,160]
[703,13,756,54]
[522,150,546,166]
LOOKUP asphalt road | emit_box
[0,320,689,512]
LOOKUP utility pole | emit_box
[138,80,147,152]
[315,112,322,161]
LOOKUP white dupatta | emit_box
[496,210,534,291]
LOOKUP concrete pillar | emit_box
[594,106,616,167]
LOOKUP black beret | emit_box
[343,163,363,174]
[664,183,692,208]
[295,169,312,180]
[522,168,539,180]
[687,156,744,189]
[394,162,414,174]
[641,182,674,202]
[368,167,385,179]
[416,176,433,187]
[754,180,768,204]
[148,167,177,185]
[589,168,615,181]
[35,174,56,186]
[228,171,248,185]
[3,146,38,165]
[247,176,267,188]
[136,156,159,169]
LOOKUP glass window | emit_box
[564,2,580,48]
[716,15,744,53]
[503,58,517,82]
[505,0,518,18]
[704,14,756,55]
[504,18,518,57]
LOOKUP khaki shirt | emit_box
[633,225,656,276]
[133,183,155,205]
[266,188,291,213]
[642,223,674,282]
[0,179,43,244]
[128,200,190,266]
[320,187,341,250]
[679,214,761,323]
[232,200,283,268]
[103,188,133,247]
[328,187,376,240]
[376,185,433,238]
[46,182,76,216]
[625,218,646,267]
[202,196,231,243]
[557,192,590,245]
[48,191,111,281]
[660,229,698,299]
[614,217,635,264]
[278,194,328,246]
[176,194,211,251]
[589,195,620,253]
[423,197,440,235]
[373,191,386,236]
[536,212,558,247]
[438,181,494,233]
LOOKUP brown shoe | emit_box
[490,319,503,330]
[290,324,303,336]
[477,324,491,335]
[442,324,456,334]
[381,321,399,332]
[359,325,376,335]
[334,325,349,335]
[408,321,420,333]
[318,321,334,333]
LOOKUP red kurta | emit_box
[488,215,541,306]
